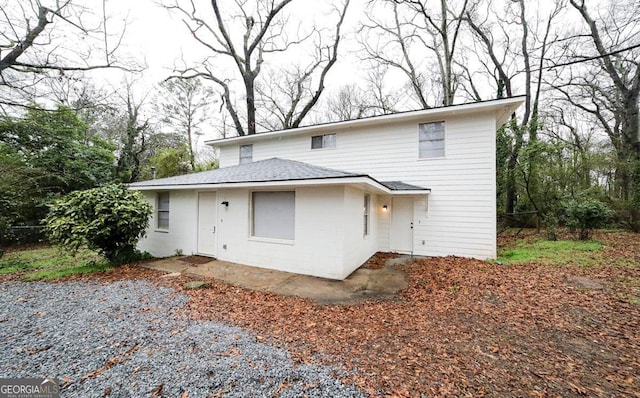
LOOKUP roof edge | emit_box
[129,173,369,189]
[129,175,431,195]
[206,96,525,146]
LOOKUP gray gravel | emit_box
[0,280,365,397]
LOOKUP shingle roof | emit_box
[129,158,367,187]
[130,158,431,193]
[380,181,427,191]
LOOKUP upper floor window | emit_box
[157,192,170,230]
[311,133,336,149]
[419,121,445,158]
[239,144,253,164]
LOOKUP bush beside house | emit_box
[44,184,152,263]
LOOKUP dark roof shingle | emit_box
[129,157,366,187]
[380,181,428,191]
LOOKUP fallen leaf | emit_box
[151,384,163,397]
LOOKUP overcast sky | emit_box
[12,0,578,141]
[102,0,366,91]
[83,0,374,142]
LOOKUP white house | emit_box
[130,97,524,280]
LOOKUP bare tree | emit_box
[165,0,350,136]
[359,0,468,109]
[48,77,120,144]
[323,84,371,122]
[463,0,564,215]
[157,77,214,170]
[362,64,402,115]
[255,0,349,130]
[551,0,640,229]
[110,81,151,182]
[545,102,606,193]
[323,66,401,122]
[0,0,130,110]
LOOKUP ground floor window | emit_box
[363,193,370,237]
[157,192,170,230]
[252,191,295,240]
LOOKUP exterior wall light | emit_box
[382,205,388,211]
[221,201,229,207]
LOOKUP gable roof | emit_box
[129,158,430,195]
[206,96,525,147]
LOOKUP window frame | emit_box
[310,133,336,150]
[250,190,296,243]
[363,193,370,237]
[156,191,170,231]
[418,121,445,159]
[239,144,253,164]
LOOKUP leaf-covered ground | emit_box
[175,230,640,397]
[7,230,639,396]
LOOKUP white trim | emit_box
[416,157,446,161]
[308,146,336,152]
[206,97,525,147]
[248,236,295,245]
[130,176,431,196]
[389,190,431,196]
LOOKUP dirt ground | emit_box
[26,230,640,397]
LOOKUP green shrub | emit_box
[109,250,153,265]
[562,195,614,240]
[44,184,152,262]
[545,214,559,241]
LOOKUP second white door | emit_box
[390,197,414,253]
[197,192,218,257]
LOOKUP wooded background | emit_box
[1,0,638,240]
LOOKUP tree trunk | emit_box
[631,147,640,231]
[186,124,195,171]
[626,92,640,230]
[505,121,524,214]
[245,73,256,135]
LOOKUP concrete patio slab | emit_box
[142,256,408,304]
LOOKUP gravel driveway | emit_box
[0,280,364,397]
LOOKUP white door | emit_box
[197,192,217,257]
[390,197,414,253]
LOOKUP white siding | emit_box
[341,187,379,277]
[138,190,198,257]
[215,186,349,280]
[376,195,391,252]
[218,111,497,259]
[137,186,374,279]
